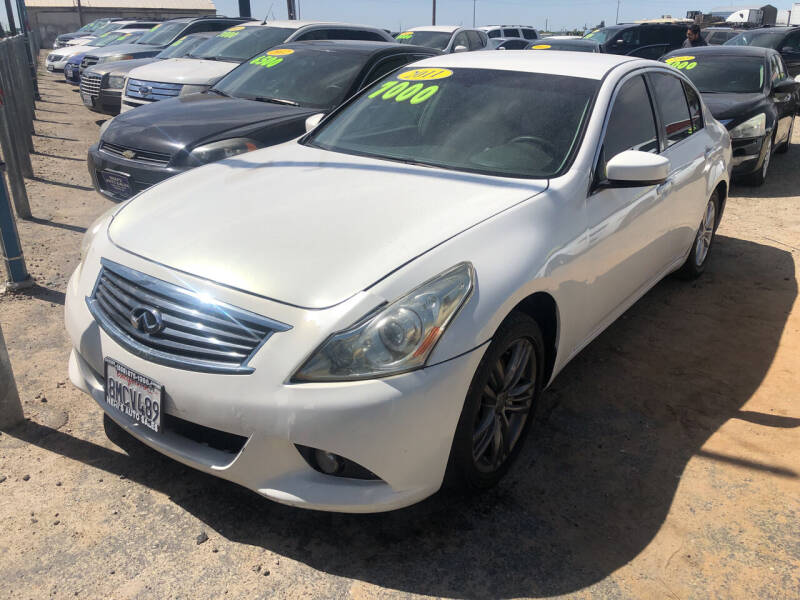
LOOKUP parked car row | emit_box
[49,15,797,512]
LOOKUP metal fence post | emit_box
[0,161,30,287]
[12,38,36,135]
[0,323,23,429]
[0,41,34,178]
[7,39,34,156]
[0,67,31,219]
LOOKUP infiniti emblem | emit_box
[129,305,164,335]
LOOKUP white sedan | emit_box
[66,51,731,512]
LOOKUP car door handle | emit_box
[657,178,673,195]
[704,147,714,159]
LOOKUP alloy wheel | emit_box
[694,198,716,268]
[472,338,537,473]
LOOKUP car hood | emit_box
[108,142,546,309]
[127,58,239,85]
[103,93,317,154]
[52,44,96,57]
[95,57,158,76]
[701,92,766,122]
[87,43,163,58]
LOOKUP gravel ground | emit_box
[0,56,798,600]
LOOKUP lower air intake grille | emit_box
[86,259,290,374]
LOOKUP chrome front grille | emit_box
[80,72,102,96]
[86,260,290,374]
[125,79,183,101]
[99,141,172,167]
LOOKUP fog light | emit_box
[314,450,344,475]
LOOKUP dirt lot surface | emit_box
[0,56,798,600]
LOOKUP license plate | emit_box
[104,359,163,433]
[47,64,54,71]
[65,65,72,76]
[101,171,132,197]
[81,92,94,107]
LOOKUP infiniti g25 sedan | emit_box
[66,52,731,512]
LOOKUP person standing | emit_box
[683,24,708,48]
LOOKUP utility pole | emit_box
[3,0,16,35]
[432,0,436,25]
[545,18,548,32]
[238,0,251,18]
[472,0,476,27]
[616,0,621,24]
[286,0,296,20]
[76,0,83,26]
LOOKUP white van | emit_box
[120,20,393,112]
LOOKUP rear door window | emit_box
[466,30,485,50]
[598,74,659,179]
[486,29,502,39]
[682,82,704,133]
[521,28,538,40]
[502,28,521,38]
[649,72,694,146]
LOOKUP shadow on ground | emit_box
[4,234,797,598]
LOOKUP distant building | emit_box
[25,0,217,47]
[707,5,777,26]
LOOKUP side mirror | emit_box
[605,150,669,186]
[772,79,799,95]
[453,44,468,53]
[304,112,325,133]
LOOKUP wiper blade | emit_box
[251,96,299,106]
[208,88,230,97]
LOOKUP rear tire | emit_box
[675,191,719,280]
[445,311,545,491]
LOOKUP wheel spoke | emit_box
[501,341,525,391]
[492,418,505,468]
[473,414,495,460]
[506,342,532,392]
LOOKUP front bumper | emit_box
[730,134,768,176]
[84,89,121,115]
[46,58,69,72]
[64,63,82,84]
[65,252,483,512]
[88,143,183,200]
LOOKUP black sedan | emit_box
[88,41,439,200]
[662,46,799,185]
[725,27,800,76]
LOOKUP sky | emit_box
[1,0,792,35]
[212,0,791,32]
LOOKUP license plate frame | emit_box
[100,170,132,198]
[47,64,54,72]
[104,358,163,433]
[64,64,72,77]
[81,92,94,107]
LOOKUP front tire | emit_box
[776,116,794,154]
[446,311,545,491]
[675,191,718,280]
[743,135,772,186]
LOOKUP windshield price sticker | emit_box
[217,30,239,39]
[267,48,294,56]
[170,36,186,46]
[150,24,161,31]
[228,26,245,31]
[369,80,440,104]
[396,31,414,40]
[530,44,552,49]
[397,68,453,81]
[666,55,697,70]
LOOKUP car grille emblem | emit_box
[129,305,165,335]
[122,150,136,159]
[140,85,152,98]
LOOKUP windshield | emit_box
[533,40,598,52]
[189,26,294,61]
[156,35,211,59]
[78,20,107,33]
[395,31,452,50]
[665,55,765,93]
[135,22,187,46]
[724,31,784,48]
[307,67,598,178]
[94,31,144,48]
[214,47,367,108]
[583,27,618,43]
[91,22,124,37]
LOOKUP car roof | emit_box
[408,50,639,79]
[664,45,775,58]
[478,25,536,29]
[259,20,362,30]
[408,25,461,33]
[736,26,796,35]
[279,40,439,55]
[703,26,736,30]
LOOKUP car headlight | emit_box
[729,113,766,139]
[292,263,475,382]
[80,205,119,265]
[98,54,134,64]
[187,138,259,165]
[179,84,209,96]
[107,75,125,89]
